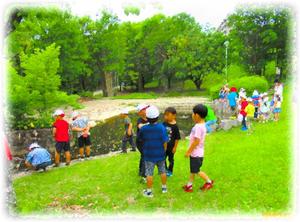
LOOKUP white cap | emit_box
[120,108,129,115]
[240,92,247,98]
[247,97,253,102]
[146,105,159,119]
[53,109,64,117]
[72,111,80,119]
[28,142,40,150]
[252,90,259,96]
[136,104,149,112]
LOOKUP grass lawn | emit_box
[13,89,292,216]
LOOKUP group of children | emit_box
[120,103,214,197]
[219,79,283,131]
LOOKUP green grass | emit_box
[13,89,292,216]
[112,92,158,99]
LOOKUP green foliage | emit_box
[123,6,140,16]
[202,72,224,90]
[227,64,248,81]
[113,92,158,99]
[264,60,277,82]
[144,80,159,89]
[7,44,80,129]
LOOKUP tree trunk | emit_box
[101,72,114,97]
[138,73,144,92]
[193,79,202,90]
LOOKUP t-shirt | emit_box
[227,92,238,107]
[124,117,133,135]
[240,100,248,117]
[205,106,217,121]
[136,117,148,144]
[53,119,69,142]
[26,147,51,166]
[245,104,255,118]
[189,123,206,158]
[163,122,181,150]
[139,123,169,162]
[71,117,89,138]
[275,84,283,98]
[275,101,282,108]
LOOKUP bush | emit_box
[183,80,197,90]
[144,80,159,89]
[227,64,248,81]
[209,75,269,99]
[202,72,224,90]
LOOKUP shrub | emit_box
[183,80,197,90]
[202,72,224,90]
[227,64,248,81]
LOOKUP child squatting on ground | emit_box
[139,105,169,197]
[71,111,93,161]
[52,109,71,166]
[182,104,214,192]
[24,143,52,172]
[120,109,136,153]
[163,107,181,177]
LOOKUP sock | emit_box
[162,185,167,189]
[187,182,193,187]
[147,188,152,193]
[206,179,212,184]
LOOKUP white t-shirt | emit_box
[275,84,283,101]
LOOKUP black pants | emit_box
[35,161,52,170]
[254,107,258,118]
[165,148,174,172]
[137,141,145,177]
[122,135,136,152]
[242,116,247,128]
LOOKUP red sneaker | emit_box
[182,184,193,192]
[200,180,214,191]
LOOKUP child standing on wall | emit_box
[227,87,238,118]
[120,109,136,153]
[182,104,214,192]
[139,106,169,197]
[163,107,181,177]
[71,111,93,161]
[52,109,71,166]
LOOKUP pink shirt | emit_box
[189,123,206,157]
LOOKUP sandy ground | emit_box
[66,97,210,122]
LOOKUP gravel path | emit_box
[66,97,210,122]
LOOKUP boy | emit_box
[25,143,52,172]
[273,95,282,121]
[120,108,136,153]
[182,104,214,192]
[136,104,150,182]
[205,105,217,133]
[52,109,71,166]
[227,87,238,117]
[252,90,260,119]
[139,105,168,197]
[163,107,181,177]
[71,111,92,161]
[245,98,255,133]
[239,93,248,131]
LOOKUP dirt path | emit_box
[66,97,210,122]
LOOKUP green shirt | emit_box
[205,106,217,121]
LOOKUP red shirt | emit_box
[53,119,69,142]
[240,100,248,116]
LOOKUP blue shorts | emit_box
[273,108,281,113]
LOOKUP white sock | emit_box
[147,188,152,193]
[206,179,212,184]
[187,182,193,186]
[162,185,167,189]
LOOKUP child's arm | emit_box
[52,127,56,139]
[185,138,200,157]
[164,142,167,151]
[172,140,179,153]
[72,126,87,132]
[127,123,133,136]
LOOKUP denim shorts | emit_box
[145,160,166,176]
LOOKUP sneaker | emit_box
[65,162,70,166]
[182,184,193,193]
[200,180,214,191]
[241,126,248,131]
[37,168,44,173]
[130,148,136,152]
[162,187,168,193]
[121,151,127,154]
[78,157,84,161]
[166,171,173,177]
[143,189,153,198]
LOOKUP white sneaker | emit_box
[162,187,168,193]
[143,189,153,198]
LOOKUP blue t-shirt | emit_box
[139,123,169,162]
[227,92,238,107]
[26,147,51,166]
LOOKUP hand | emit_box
[172,148,176,154]
[127,131,132,136]
[185,151,191,158]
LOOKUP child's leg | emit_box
[168,152,174,173]
[65,151,71,165]
[79,147,84,158]
[147,176,153,189]
[85,146,91,157]
[129,136,136,151]
[55,151,60,166]
[121,135,128,152]
[188,173,195,185]
[199,171,212,182]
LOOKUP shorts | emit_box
[55,142,70,153]
[273,108,281,113]
[35,161,52,170]
[78,135,92,147]
[190,157,203,174]
[230,106,236,111]
[145,160,166,176]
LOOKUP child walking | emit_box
[139,106,169,197]
[120,109,136,153]
[163,107,181,177]
[245,98,255,134]
[182,104,214,192]
[273,95,282,121]
[239,93,248,131]
[52,109,71,166]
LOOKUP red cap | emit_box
[230,87,237,92]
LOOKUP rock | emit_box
[219,119,239,131]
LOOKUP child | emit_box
[245,98,255,134]
[252,90,260,119]
[273,95,282,121]
[205,105,217,133]
[239,93,248,131]
[259,93,270,123]
[139,105,168,197]
[120,108,136,153]
[71,111,93,161]
[227,87,238,117]
[52,109,71,166]
[136,104,150,182]
[182,104,214,192]
[163,107,181,177]
[25,143,52,172]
